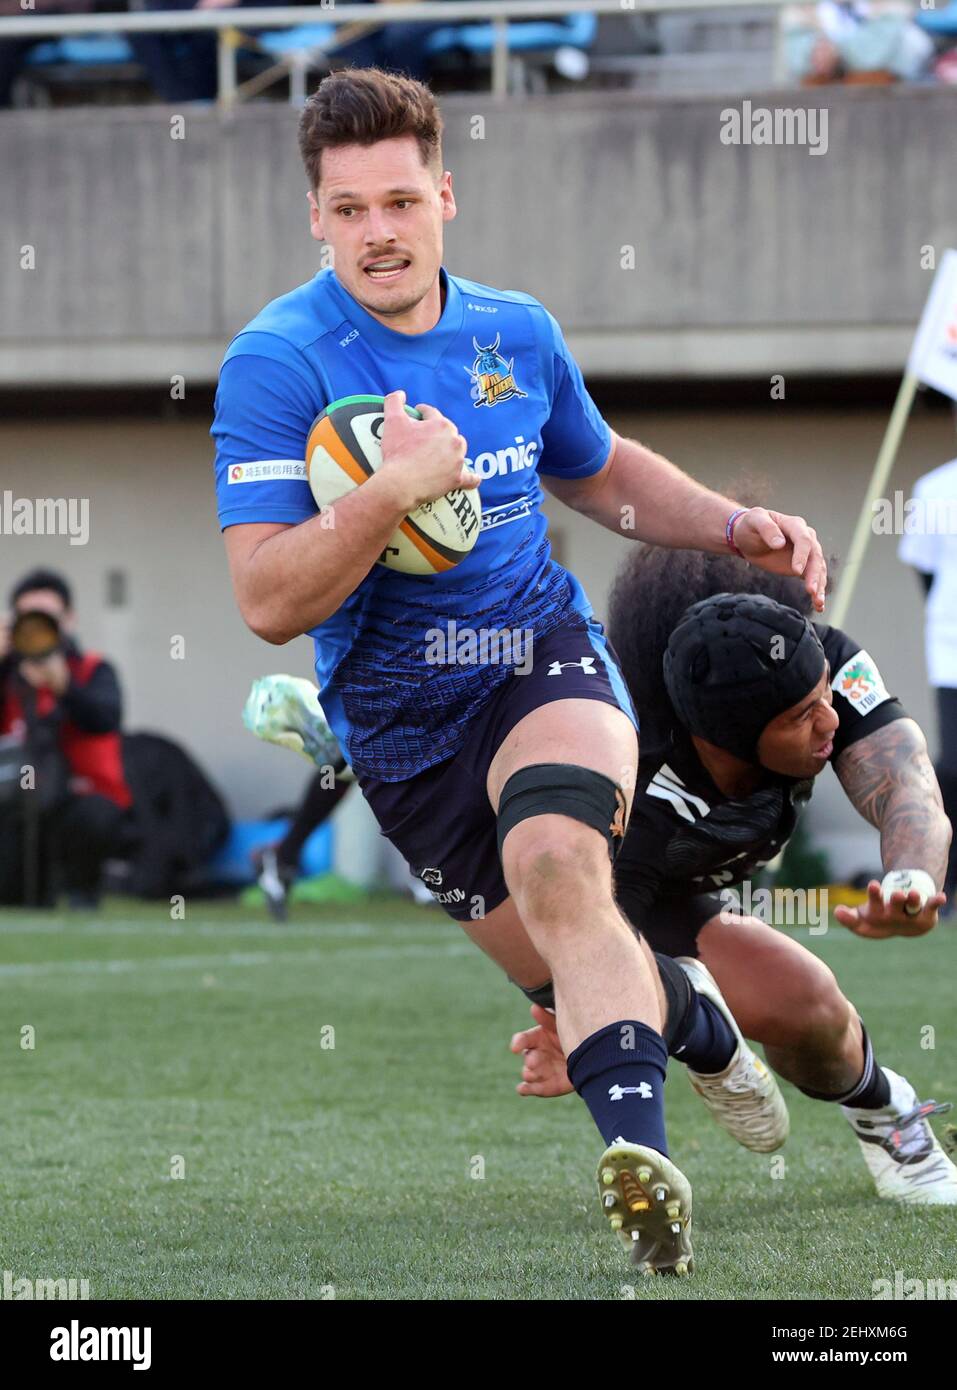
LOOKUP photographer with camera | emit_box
[0,569,134,908]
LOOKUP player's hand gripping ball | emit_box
[306,394,481,575]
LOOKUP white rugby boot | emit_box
[675,956,790,1154]
[597,1142,693,1275]
[242,674,353,775]
[842,1067,957,1205]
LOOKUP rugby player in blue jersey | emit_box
[212,67,826,1274]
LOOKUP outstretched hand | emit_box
[833,878,946,939]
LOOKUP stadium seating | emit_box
[587,8,778,93]
[242,13,597,99]
[426,12,596,88]
[254,23,338,58]
[14,9,787,104]
[916,0,957,33]
[426,10,595,58]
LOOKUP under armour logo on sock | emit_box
[608,1082,654,1101]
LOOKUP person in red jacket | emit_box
[0,568,134,907]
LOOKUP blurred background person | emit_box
[127,0,296,104]
[252,769,352,920]
[0,0,95,108]
[782,0,935,83]
[0,568,135,908]
[898,449,957,914]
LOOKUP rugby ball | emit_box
[306,395,481,575]
[880,869,936,915]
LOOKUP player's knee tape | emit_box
[516,979,556,1011]
[496,763,627,863]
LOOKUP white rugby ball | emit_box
[880,869,936,915]
[306,394,481,575]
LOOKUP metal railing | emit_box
[0,0,793,105]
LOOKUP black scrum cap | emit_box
[663,592,826,763]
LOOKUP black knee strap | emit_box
[517,979,556,1010]
[653,951,696,1055]
[496,763,627,863]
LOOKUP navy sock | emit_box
[566,1020,669,1153]
[798,1021,891,1108]
[673,994,738,1075]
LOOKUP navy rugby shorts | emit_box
[357,613,637,922]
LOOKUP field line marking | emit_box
[0,918,450,940]
[0,941,474,978]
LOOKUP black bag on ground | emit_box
[114,731,231,899]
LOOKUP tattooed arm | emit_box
[831,718,951,938]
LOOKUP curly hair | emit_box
[607,492,835,727]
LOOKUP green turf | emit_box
[1,897,954,1300]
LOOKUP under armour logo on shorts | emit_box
[547,657,596,676]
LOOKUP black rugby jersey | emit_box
[616,625,909,910]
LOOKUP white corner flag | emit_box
[830,248,957,627]
[907,248,957,403]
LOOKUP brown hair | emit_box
[298,67,444,190]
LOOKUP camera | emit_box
[11,609,63,662]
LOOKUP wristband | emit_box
[725,508,750,558]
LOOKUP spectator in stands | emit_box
[0,569,135,907]
[782,1,934,82]
[127,0,293,104]
[898,449,957,915]
[127,0,222,104]
[0,0,94,108]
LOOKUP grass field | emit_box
[2,896,955,1301]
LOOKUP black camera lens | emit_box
[12,610,61,660]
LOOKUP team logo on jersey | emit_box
[479,498,534,531]
[832,649,891,716]
[646,765,711,825]
[465,335,527,408]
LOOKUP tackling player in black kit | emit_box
[513,545,957,1206]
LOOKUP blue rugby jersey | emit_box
[212,266,618,780]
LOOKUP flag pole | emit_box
[830,249,957,628]
[829,371,920,630]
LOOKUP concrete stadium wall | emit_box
[2,83,955,384]
[1,402,953,879]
